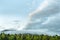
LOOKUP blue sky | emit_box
[0,0,43,17]
[0,0,43,30]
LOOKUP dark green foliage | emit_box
[0,33,60,40]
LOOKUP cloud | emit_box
[29,0,49,20]
[25,0,60,35]
[29,0,60,21]
[0,16,21,31]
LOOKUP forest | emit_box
[0,33,60,40]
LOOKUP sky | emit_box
[0,0,60,35]
[0,0,43,30]
[25,0,60,35]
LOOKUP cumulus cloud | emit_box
[25,0,60,34]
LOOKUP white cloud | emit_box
[29,0,60,20]
[29,0,49,19]
[0,15,29,31]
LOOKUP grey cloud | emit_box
[25,0,60,35]
[30,2,60,21]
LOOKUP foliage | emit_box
[0,33,60,40]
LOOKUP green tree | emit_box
[8,34,15,40]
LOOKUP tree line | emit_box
[0,33,60,40]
